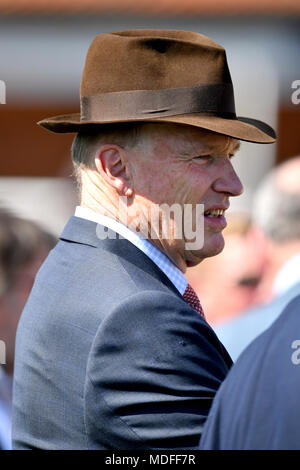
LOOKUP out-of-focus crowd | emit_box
[0,210,56,449]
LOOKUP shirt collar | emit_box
[74,206,188,295]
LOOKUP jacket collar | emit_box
[59,216,182,298]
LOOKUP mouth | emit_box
[204,208,226,218]
[203,207,228,230]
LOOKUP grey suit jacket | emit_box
[12,216,232,450]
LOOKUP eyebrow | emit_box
[179,140,241,159]
[200,140,241,156]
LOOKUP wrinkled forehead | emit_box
[148,123,240,158]
[187,128,240,156]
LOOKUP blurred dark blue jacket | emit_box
[200,294,300,450]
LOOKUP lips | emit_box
[204,208,225,217]
[203,205,229,231]
[204,204,229,218]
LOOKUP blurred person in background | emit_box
[0,208,56,450]
[216,156,300,361]
[187,212,265,326]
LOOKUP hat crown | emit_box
[38,28,276,145]
[80,29,232,97]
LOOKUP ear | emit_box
[94,145,133,197]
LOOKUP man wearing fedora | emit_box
[12,30,275,450]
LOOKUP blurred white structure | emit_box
[0,178,78,236]
[227,52,278,212]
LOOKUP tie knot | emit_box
[183,283,205,318]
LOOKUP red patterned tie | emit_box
[183,283,205,318]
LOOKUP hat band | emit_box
[80,84,236,122]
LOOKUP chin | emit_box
[204,244,224,259]
[208,234,225,256]
[185,233,225,267]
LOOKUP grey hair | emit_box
[252,163,300,243]
[71,123,148,194]
[71,123,146,170]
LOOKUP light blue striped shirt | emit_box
[75,206,187,295]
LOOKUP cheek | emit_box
[169,164,213,205]
[186,168,213,204]
[134,161,185,204]
[134,159,213,206]
[146,172,177,204]
[133,161,163,201]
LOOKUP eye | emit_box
[193,154,213,162]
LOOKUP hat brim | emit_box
[37,112,276,144]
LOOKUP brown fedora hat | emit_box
[38,29,276,144]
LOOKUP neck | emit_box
[80,197,188,274]
[149,237,188,273]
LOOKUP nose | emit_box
[212,159,244,197]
